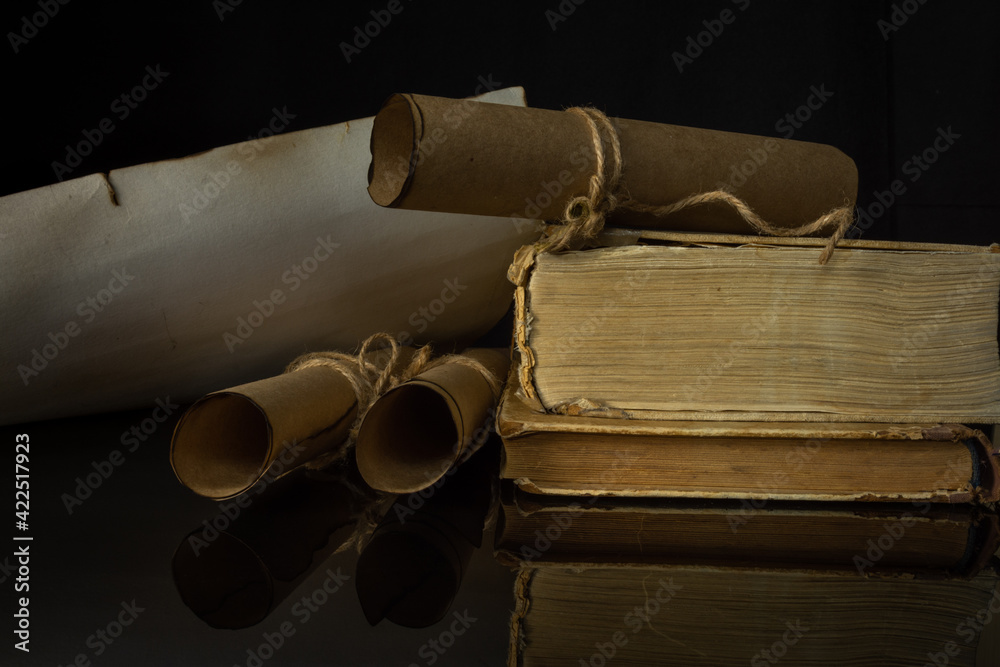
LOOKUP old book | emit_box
[495,489,1000,576]
[0,87,542,426]
[498,377,1000,502]
[509,565,1000,666]
[512,232,1000,423]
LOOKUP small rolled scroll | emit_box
[355,348,509,493]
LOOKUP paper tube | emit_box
[355,348,509,493]
[0,87,542,426]
[171,345,419,498]
[368,93,858,232]
[171,364,360,499]
[172,465,380,629]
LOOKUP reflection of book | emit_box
[498,378,1000,502]
[496,489,1000,576]
[510,565,1000,666]
[513,233,1000,423]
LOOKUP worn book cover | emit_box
[498,373,1000,502]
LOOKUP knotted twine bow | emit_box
[508,106,855,287]
[285,332,502,470]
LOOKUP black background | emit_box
[2,0,997,243]
[1,0,998,665]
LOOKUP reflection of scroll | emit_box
[355,439,498,628]
[0,87,541,426]
[171,463,383,629]
[368,93,857,232]
[355,348,509,493]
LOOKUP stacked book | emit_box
[493,231,1000,665]
[498,230,1000,503]
[360,91,1000,665]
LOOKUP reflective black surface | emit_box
[6,407,998,665]
[2,411,514,666]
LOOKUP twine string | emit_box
[285,333,502,469]
[531,106,855,266]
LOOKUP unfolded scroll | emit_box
[0,87,541,425]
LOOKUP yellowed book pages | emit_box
[517,235,1000,423]
[0,87,542,425]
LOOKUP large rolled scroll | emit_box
[368,93,857,232]
[1,87,541,425]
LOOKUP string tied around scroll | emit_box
[536,106,855,265]
[285,333,502,469]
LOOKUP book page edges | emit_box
[515,236,1000,422]
[499,373,984,440]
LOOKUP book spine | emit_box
[508,568,533,667]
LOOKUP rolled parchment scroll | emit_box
[355,348,509,493]
[170,345,418,499]
[170,365,358,499]
[368,93,857,232]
